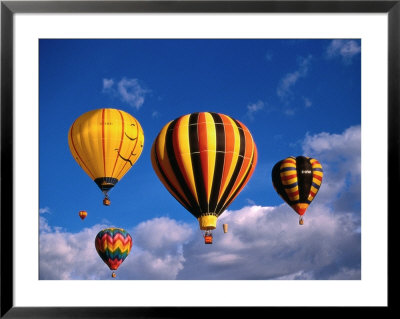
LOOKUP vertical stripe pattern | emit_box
[151,112,257,219]
[68,108,144,193]
[272,156,323,215]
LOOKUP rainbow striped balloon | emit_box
[95,228,132,272]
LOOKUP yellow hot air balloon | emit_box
[151,112,257,244]
[68,108,144,205]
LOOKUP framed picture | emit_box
[1,0,395,317]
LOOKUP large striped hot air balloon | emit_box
[271,156,323,225]
[95,227,132,278]
[151,112,257,244]
[68,108,144,206]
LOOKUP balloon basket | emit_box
[112,272,116,278]
[103,198,111,206]
[204,235,213,244]
[299,216,304,225]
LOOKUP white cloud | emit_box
[277,55,312,99]
[326,40,361,63]
[102,77,148,109]
[302,125,361,214]
[246,100,264,120]
[39,207,51,214]
[303,97,312,108]
[177,204,360,280]
[102,78,114,90]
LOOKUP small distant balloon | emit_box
[272,156,323,225]
[78,210,87,220]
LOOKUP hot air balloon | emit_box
[78,210,87,220]
[151,112,257,244]
[271,156,323,225]
[68,108,144,206]
[95,227,132,278]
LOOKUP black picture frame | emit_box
[1,1,395,317]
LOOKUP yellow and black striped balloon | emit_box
[272,156,323,218]
[68,108,144,201]
[151,112,258,230]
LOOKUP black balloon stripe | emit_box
[209,112,226,213]
[188,113,208,214]
[215,117,246,214]
[295,156,313,203]
[164,119,201,217]
[271,160,292,204]
[152,137,193,213]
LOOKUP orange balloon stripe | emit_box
[282,174,297,181]
[220,125,252,208]
[215,118,246,213]
[198,113,210,201]
[282,159,296,164]
[218,114,236,201]
[313,174,322,181]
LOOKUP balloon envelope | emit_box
[68,108,144,200]
[95,228,132,271]
[78,210,87,220]
[151,112,257,230]
[271,156,323,217]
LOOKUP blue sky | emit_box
[39,39,361,280]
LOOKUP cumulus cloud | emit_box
[277,55,312,99]
[177,204,360,280]
[39,217,194,280]
[326,40,361,63]
[39,207,51,214]
[302,125,361,213]
[102,77,149,109]
[40,125,360,280]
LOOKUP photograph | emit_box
[39,38,361,280]
[2,0,394,315]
